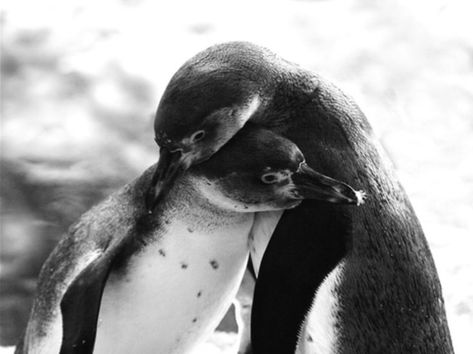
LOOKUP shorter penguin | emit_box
[16,125,361,354]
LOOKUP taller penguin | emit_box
[147,42,453,353]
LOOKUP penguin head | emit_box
[147,42,274,211]
[188,126,363,212]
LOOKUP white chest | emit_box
[93,217,253,354]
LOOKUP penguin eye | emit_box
[261,172,279,184]
[190,130,206,143]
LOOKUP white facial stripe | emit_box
[235,95,261,127]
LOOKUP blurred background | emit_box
[1,0,472,352]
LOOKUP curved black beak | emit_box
[292,163,365,205]
[145,147,189,213]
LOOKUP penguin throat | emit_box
[159,175,252,232]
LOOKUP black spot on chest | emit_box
[209,259,219,270]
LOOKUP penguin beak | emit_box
[292,163,365,205]
[145,147,190,213]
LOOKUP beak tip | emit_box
[354,190,367,206]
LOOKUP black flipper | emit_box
[59,239,128,354]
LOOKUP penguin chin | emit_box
[226,199,302,213]
[240,199,302,212]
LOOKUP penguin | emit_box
[146,42,453,353]
[16,125,361,354]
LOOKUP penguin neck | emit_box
[155,174,253,232]
[114,165,254,267]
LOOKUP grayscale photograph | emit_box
[1,0,472,353]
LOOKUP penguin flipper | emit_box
[59,238,127,354]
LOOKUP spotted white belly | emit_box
[94,217,253,354]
